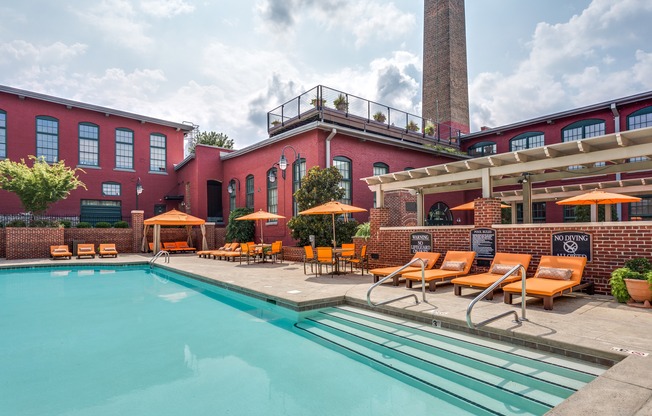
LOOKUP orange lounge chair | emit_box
[503,255,589,310]
[211,242,240,260]
[174,241,196,253]
[163,242,179,253]
[369,252,442,286]
[99,244,119,258]
[76,243,96,259]
[403,251,476,291]
[50,245,72,260]
[198,242,233,258]
[451,253,532,300]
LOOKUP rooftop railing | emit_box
[267,85,462,147]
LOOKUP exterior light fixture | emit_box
[227,177,240,194]
[136,177,143,210]
[278,145,300,180]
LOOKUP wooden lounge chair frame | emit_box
[451,253,532,300]
[403,251,476,292]
[99,243,119,258]
[369,251,441,286]
[503,255,591,310]
[50,245,72,260]
[163,242,179,253]
[174,241,196,253]
[76,243,96,259]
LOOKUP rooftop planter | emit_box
[333,94,349,112]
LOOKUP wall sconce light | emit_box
[456,218,461,223]
[227,177,240,194]
[278,145,300,181]
[135,177,143,210]
[268,167,277,183]
[518,172,531,184]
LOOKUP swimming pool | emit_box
[0,265,605,415]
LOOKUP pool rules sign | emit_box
[551,232,592,262]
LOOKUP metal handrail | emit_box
[149,250,170,267]
[367,258,428,307]
[466,264,528,329]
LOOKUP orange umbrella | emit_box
[299,201,367,247]
[556,190,641,206]
[235,210,285,243]
[450,201,510,211]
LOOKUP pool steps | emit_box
[294,305,606,416]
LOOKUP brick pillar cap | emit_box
[131,210,145,214]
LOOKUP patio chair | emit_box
[174,241,196,253]
[338,243,355,269]
[98,243,119,258]
[403,251,476,291]
[315,247,336,277]
[238,242,261,264]
[50,245,72,260]
[303,246,317,274]
[344,244,369,275]
[76,243,96,259]
[267,241,283,263]
[451,253,532,300]
[502,255,589,310]
[369,251,441,286]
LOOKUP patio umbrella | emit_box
[555,189,642,206]
[450,201,510,211]
[235,210,285,243]
[299,200,367,248]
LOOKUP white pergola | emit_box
[363,126,652,223]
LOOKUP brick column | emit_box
[205,222,216,250]
[384,190,417,226]
[473,198,502,227]
[131,210,144,252]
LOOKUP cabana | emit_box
[142,209,207,254]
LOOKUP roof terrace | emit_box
[267,85,462,148]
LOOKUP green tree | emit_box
[287,166,358,246]
[0,156,86,214]
[225,207,254,242]
[188,131,234,153]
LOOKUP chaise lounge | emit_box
[99,243,119,258]
[50,245,72,260]
[402,251,476,291]
[174,241,196,253]
[451,252,532,299]
[502,255,589,310]
[76,243,96,259]
[369,252,441,286]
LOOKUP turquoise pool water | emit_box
[0,265,601,415]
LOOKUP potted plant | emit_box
[610,257,652,307]
[271,120,281,127]
[406,120,419,132]
[333,94,349,112]
[372,111,386,123]
[310,97,326,107]
[424,121,436,136]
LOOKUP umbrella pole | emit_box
[332,214,336,248]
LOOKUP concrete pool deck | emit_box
[2,253,651,415]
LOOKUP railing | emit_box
[367,258,428,307]
[149,250,170,267]
[267,85,462,146]
[0,213,131,227]
[466,264,528,329]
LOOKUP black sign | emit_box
[551,232,592,262]
[410,232,432,253]
[471,228,496,259]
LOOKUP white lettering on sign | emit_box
[553,234,590,242]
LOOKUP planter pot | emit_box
[624,278,652,303]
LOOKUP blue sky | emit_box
[1,0,651,148]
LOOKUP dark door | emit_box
[207,180,223,223]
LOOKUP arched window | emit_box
[509,132,544,151]
[426,202,453,226]
[467,141,496,157]
[292,158,306,216]
[267,167,278,221]
[79,122,99,167]
[246,175,254,209]
[0,109,6,159]
[36,116,59,163]
[627,106,652,130]
[333,156,352,205]
[562,119,605,142]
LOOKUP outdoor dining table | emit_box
[252,243,272,263]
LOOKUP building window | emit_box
[78,123,99,167]
[102,182,121,196]
[36,116,58,163]
[229,179,237,211]
[516,202,546,223]
[404,167,414,171]
[292,158,306,216]
[563,206,577,222]
[509,132,544,151]
[372,162,389,208]
[116,128,134,169]
[627,106,652,130]
[333,156,352,205]
[0,110,6,159]
[267,167,278,221]
[246,175,254,209]
[562,119,605,142]
[149,133,166,172]
[630,196,652,220]
[468,141,496,157]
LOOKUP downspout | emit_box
[325,128,337,167]
[611,103,622,220]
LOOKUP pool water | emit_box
[0,266,603,415]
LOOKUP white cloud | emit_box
[0,41,87,65]
[139,0,195,18]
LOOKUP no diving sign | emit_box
[551,232,592,262]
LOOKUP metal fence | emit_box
[0,213,132,228]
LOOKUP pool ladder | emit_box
[367,258,428,307]
[149,250,170,268]
[466,264,528,329]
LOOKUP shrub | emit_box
[610,258,652,302]
[355,222,371,239]
[94,222,111,228]
[6,219,27,227]
[60,220,72,228]
[113,221,129,228]
[225,208,255,243]
[76,222,91,228]
[624,258,652,274]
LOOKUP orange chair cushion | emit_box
[503,255,587,296]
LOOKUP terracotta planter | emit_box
[624,278,652,302]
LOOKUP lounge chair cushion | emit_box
[536,267,572,280]
[491,263,519,275]
[441,261,466,271]
[53,248,68,253]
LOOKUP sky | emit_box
[1,0,652,150]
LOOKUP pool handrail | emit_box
[466,264,528,329]
[367,257,428,307]
[149,250,170,267]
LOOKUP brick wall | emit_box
[0,228,5,258]
[6,227,65,260]
[385,190,417,226]
[65,228,134,254]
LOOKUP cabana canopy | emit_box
[142,209,207,253]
